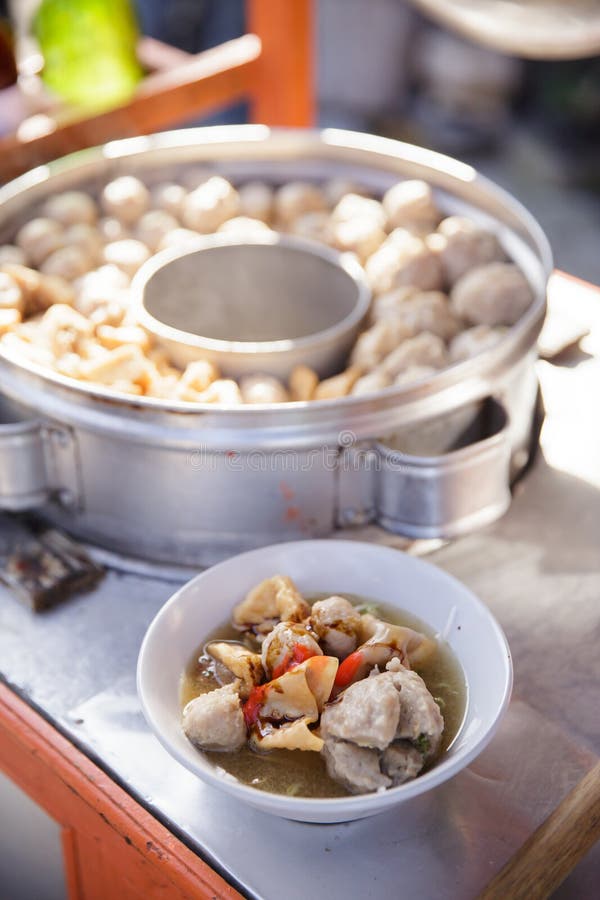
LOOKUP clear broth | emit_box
[180,595,467,798]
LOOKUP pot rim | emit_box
[0,125,552,442]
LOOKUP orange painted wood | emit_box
[0,683,241,900]
[0,34,261,182]
[247,0,315,126]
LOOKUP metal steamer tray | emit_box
[0,127,552,566]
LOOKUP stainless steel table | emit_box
[0,273,599,899]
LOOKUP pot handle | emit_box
[0,419,50,511]
[374,397,512,538]
[336,397,512,538]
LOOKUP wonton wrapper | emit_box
[295,656,338,712]
[260,666,319,723]
[232,575,310,635]
[250,717,323,752]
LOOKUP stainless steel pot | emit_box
[0,127,552,565]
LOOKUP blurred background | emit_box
[1,0,599,281]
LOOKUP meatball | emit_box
[40,245,94,280]
[237,181,274,223]
[330,193,386,229]
[135,210,179,251]
[365,229,443,295]
[449,324,506,362]
[370,286,418,321]
[182,682,246,752]
[433,216,505,286]
[101,176,150,225]
[274,181,327,227]
[350,319,411,371]
[43,191,98,226]
[239,374,289,404]
[308,596,362,659]
[102,239,151,277]
[64,224,103,261]
[329,216,386,263]
[382,180,441,232]
[450,262,533,326]
[150,182,187,218]
[261,621,323,680]
[381,741,424,785]
[218,217,272,239]
[386,658,444,757]
[288,211,330,242]
[379,332,447,377]
[321,739,391,794]
[181,176,240,232]
[15,217,64,267]
[0,245,27,267]
[320,673,400,750]
[383,291,461,341]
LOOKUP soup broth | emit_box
[180,595,467,798]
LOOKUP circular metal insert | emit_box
[133,234,370,380]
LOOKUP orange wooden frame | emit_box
[0,0,314,182]
[0,683,242,899]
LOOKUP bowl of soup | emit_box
[137,540,512,823]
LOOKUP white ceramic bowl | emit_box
[137,540,512,823]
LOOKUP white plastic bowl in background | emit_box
[137,540,512,823]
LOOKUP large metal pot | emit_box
[0,127,552,565]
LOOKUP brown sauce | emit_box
[180,595,467,798]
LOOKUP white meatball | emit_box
[181,176,240,232]
[42,191,98,226]
[385,291,460,341]
[330,193,386,229]
[237,181,274,223]
[450,262,533,326]
[217,216,272,239]
[135,210,179,252]
[379,332,448,377]
[157,228,205,252]
[182,682,246,752]
[150,182,186,218]
[383,180,441,231]
[432,216,505,285]
[40,245,93,280]
[0,245,26,267]
[101,176,150,225]
[365,229,443,295]
[350,318,412,371]
[15,217,64,267]
[449,324,506,362]
[64,223,103,261]
[102,239,151,278]
[239,374,289,404]
[97,216,130,243]
[371,286,417,322]
[274,181,327,227]
[329,217,386,263]
[288,211,330,242]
